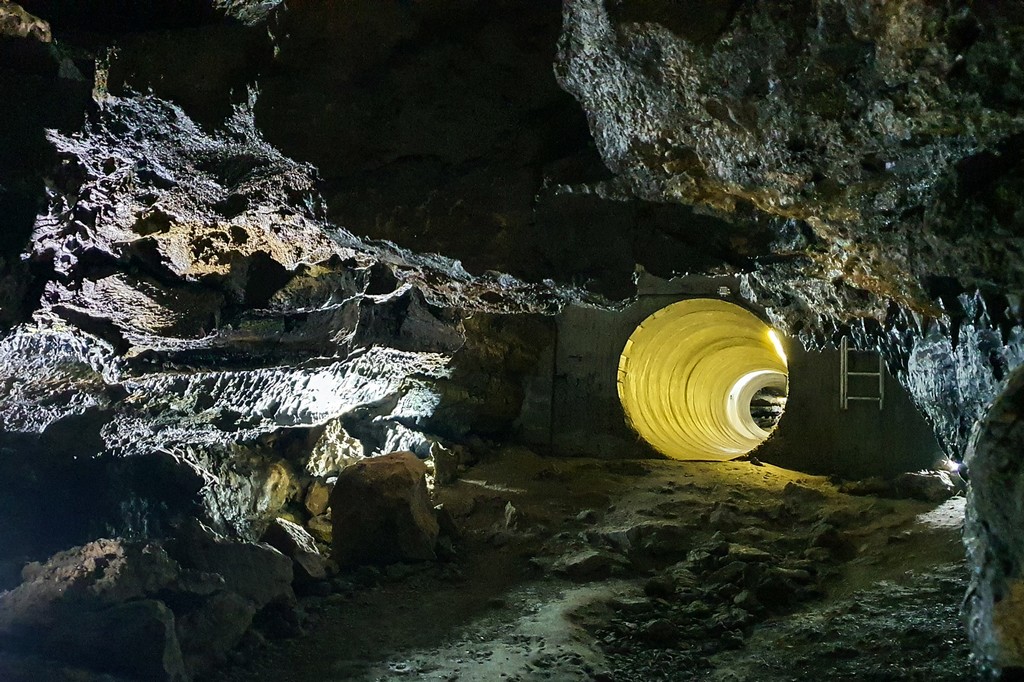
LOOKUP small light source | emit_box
[768,329,788,366]
[718,286,731,297]
[941,458,961,473]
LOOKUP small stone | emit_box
[709,560,747,585]
[783,481,828,503]
[769,566,813,584]
[641,618,677,645]
[576,509,599,524]
[810,524,855,559]
[260,517,328,583]
[727,544,772,562]
[304,480,333,517]
[721,628,745,649]
[504,501,520,529]
[733,589,761,612]
[644,575,676,599]
[553,549,630,582]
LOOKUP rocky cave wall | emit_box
[2,0,1024,677]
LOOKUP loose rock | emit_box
[260,517,328,583]
[330,451,440,566]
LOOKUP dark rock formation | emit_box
[0,0,1023,676]
[330,451,439,566]
[0,531,293,680]
[260,517,327,584]
[965,365,1024,674]
[557,0,1024,313]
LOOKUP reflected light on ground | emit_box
[617,299,789,460]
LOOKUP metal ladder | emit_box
[839,336,884,411]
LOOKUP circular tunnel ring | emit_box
[617,299,788,460]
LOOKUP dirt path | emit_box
[217,449,972,682]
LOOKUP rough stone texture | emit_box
[306,420,365,478]
[0,87,571,562]
[176,590,255,675]
[553,548,630,582]
[965,365,1024,675]
[0,537,273,680]
[169,522,293,609]
[303,479,332,517]
[892,470,958,503]
[305,514,332,546]
[0,2,50,41]
[557,0,1024,312]
[260,517,326,583]
[330,451,440,567]
[0,0,1023,674]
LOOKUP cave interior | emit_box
[1,1,1023,680]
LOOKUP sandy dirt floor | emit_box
[217,447,972,682]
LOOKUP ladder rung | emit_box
[847,396,881,401]
[847,371,881,376]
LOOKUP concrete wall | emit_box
[755,342,941,478]
[516,273,942,477]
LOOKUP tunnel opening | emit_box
[616,298,789,460]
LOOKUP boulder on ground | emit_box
[0,528,302,681]
[0,539,188,682]
[553,548,630,582]
[893,470,958,502]
[176,591,256,674]
[170,521,294,609]
[330,451,439,566]
[261,517,328,582]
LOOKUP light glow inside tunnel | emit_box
[617,299,789,460]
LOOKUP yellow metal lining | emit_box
[617,299,788,460]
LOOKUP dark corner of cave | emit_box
[1,0,1024,680]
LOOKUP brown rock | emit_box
[307,514,333,544]
[261,517,327,583]
[330,451,440,566]
[305,479,333,517]
[172,522,294,609]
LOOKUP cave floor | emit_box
[219,448,973,682]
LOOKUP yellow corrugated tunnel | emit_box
[617,299,789,460]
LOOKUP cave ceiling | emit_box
[0,0,1023,535]
[6,0,1024,320]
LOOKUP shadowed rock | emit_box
[330,451,439,566]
